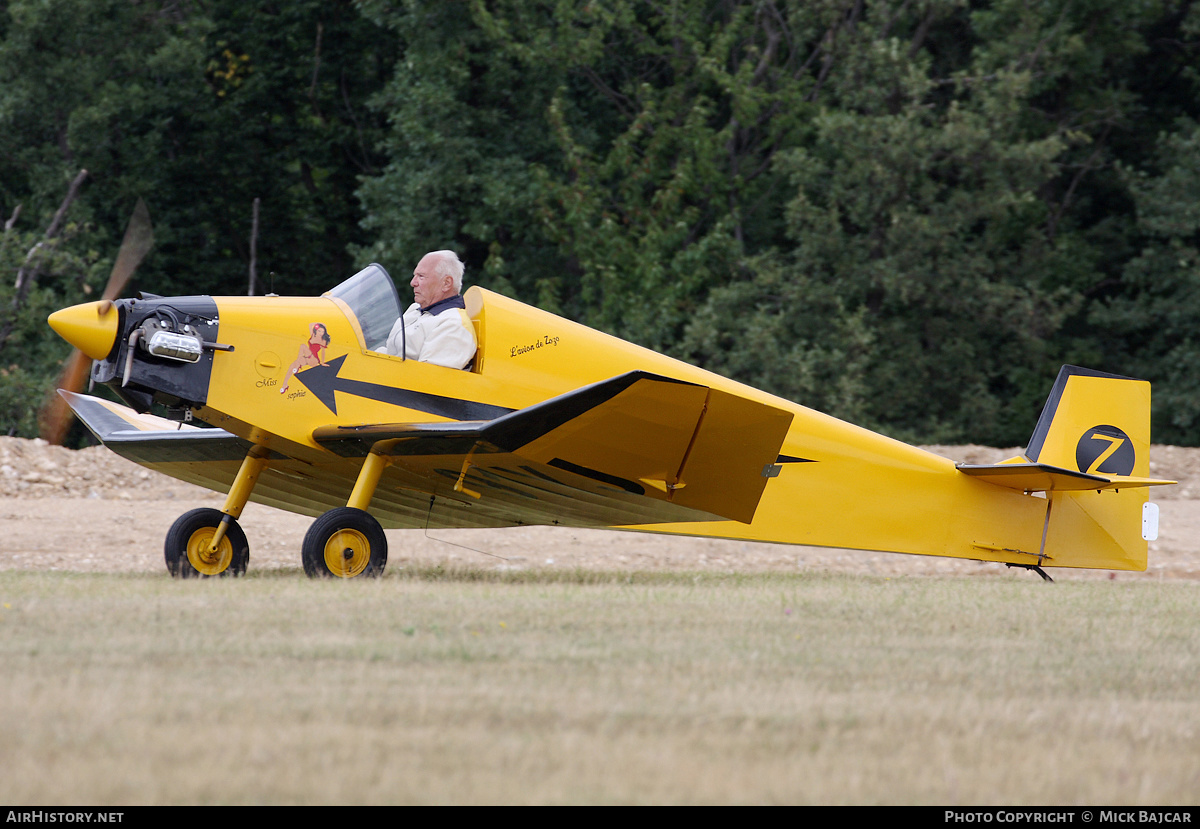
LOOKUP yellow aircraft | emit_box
[47,263,1174,580]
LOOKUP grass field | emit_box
[2,567,1198,805]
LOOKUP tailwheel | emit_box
[302,507,387,579]
[165,508,250,579]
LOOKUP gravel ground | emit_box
[2,437,1197,580]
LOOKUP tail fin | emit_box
[1028,366,1164,570]
[1026,366,1151,476]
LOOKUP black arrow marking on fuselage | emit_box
[293,355,514,421]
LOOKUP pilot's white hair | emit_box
[427,250,465,294]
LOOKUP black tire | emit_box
[164,508,250,579]
[302,507,387,579]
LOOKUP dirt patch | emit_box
[2,437,1197,580]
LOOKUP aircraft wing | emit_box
[314,371,795,526]
[63,372,794,531]
[60,390,375,520]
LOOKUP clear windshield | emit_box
[326,263,403,351]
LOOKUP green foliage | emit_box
[358,0,1200,445]
[154,0,396,295]
[0,219,101,435]
[692,0,1196,444]
[0,0,396,299]
[0,0,396,436]
[678,253,877,427]
[353,0,570,303]
[3,0,1200,445]
[749,2,1091,441]
[1092,119,1200,443]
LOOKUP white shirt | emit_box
[381,297,477,370]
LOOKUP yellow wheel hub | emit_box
[323,529,371,578]
[185,527,233,576]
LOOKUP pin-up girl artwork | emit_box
[280,322,331,395]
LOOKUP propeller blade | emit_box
[103,197,153,300]
[40,200,154,445]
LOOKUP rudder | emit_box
[1026,365,1152,477]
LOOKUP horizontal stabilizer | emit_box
[958,461,1175,492]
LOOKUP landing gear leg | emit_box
[302,450,389,579]
[164,446,268,578]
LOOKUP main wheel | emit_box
[302,507,387,579]
[164,508,250,578]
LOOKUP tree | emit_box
[687,0,1187,444]
[357,0,1200,445]
[0,172,96,436]
[153,0,396,296]
[354,0,571,308]
[0,0,396,300]
[0,0,397,437]
[1092,119,1200,443]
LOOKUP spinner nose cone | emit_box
[48,300,120,360]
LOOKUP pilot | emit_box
[381,250,477,369]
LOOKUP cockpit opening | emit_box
[326,263,483,372]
